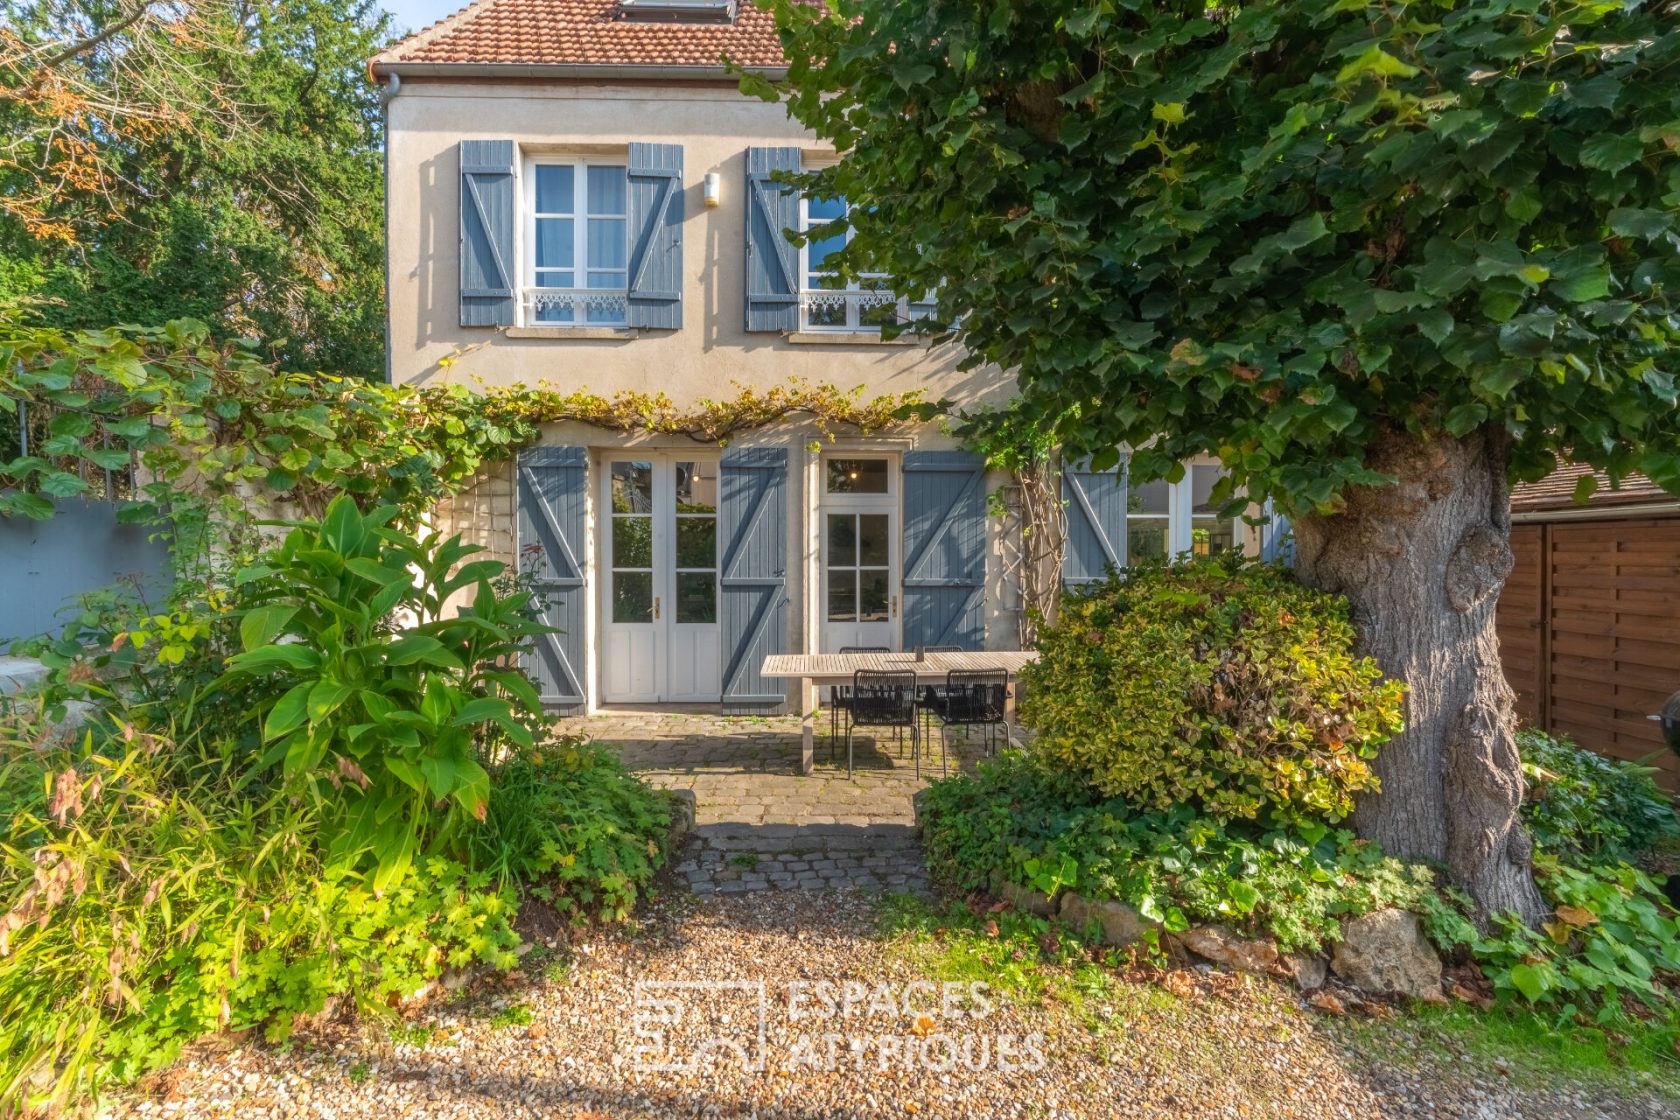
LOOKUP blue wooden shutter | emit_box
[902,451,986,649]
[1062,457,1126,588]
[516,447,587,710]
[459,140,517,327]
[718,448,790,710]
[1260,503,1294,564]
[626,142,683,330]
[745,147,801,332]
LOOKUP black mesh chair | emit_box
[914,646,966,740]
[927,669,1012,772]
[843,669,918,778]
[829,646,890,760]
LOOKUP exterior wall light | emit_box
[704,171,722,208]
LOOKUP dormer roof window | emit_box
[616,0,737,24]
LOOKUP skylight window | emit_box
[617,0,737,24]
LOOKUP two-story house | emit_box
[372,0,1269,715]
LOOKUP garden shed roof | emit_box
[1509,462,1675,514]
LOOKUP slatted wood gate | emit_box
[1497,517,1680,791]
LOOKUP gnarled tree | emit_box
[754,0,1680,923]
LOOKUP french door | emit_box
[820,456,900,652]
[600,455,721,702]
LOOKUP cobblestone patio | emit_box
[564,709,999,896]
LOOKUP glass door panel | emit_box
[820,459,898,652]
[600,455,721,703]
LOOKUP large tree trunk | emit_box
[1293,427,1547,927]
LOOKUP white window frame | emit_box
[1123,459,1243,566]
[522,156,629,327]
[799,195,932,333]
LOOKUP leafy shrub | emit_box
[0,723,519,1111]
[0,498,674,1110]
[470,739,672,922]
[1518,729,1680,868]
[1022,557,1404,825]
[219,495,552,891]
[1425,856,1680,1012]
[919,752,1433,952]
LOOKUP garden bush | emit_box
[1517,729,1680,869]
[0,723,520,1110]
[1021,557,1404,825]
[0,498,672,1111]
[919,751,1434,953]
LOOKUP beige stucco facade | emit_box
[387,76,1033,711]
[384,77,1009,411]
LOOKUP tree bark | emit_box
[1293,427,1547,927]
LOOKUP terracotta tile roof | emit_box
[374,0,789,71]
[1510,461,1676,514]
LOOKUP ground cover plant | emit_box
[920,560,1680,1060]
[0,498,672,1113]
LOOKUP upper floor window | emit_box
[525,159,629,326]
[798,195,936,334]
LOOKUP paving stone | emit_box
[565,710,1009,897]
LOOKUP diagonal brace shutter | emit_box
[1062,456,1126,588]
[718,447,790,709]
[459,139,518,327]
[902,451,987,650]
[744,147,802,333]
[626,142,684,329]
[516,447,588,709]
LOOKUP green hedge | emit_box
[1021,557,1404,825]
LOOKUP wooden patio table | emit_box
[759,650,1037,775]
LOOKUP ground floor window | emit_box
[1127,460,1240,565]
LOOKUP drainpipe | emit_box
[378,71,402,385]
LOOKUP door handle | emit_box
[891,596,897,618]
[655,596,661,620]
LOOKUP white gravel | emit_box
[113,890,1677,1119]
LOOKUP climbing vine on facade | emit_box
[0,318,929,544]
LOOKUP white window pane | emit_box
[806,231,847,272]
[587,271,627,289]
[1128,519,1168,562]
[587,218,627,269]
[534,270,575,287]
[807,195,845,221]
[1191,464,1227,515]
[535,217,574,269]
[1129,476,1170,516]
[535,303,574,323]
[535,165,573,214]
[587,166,627,215]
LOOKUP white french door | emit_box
[820,455,900,652]
[600,455,722,702]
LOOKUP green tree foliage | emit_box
[0,1,390,376]
[756,0,1680,922]
[754,0,1680,505]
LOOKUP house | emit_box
[371,0,1275,714]
[1498,465,1680,790]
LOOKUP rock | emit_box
[1331,908,1443,999]
[1282,952,1329,991]
[0,656,49,698]
[910,788,932,836]
[998,879,1054,918]
[662,789,696,858]
[1171,926,1279,973]
[1057,892,1157,947]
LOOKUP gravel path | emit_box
[116,890,1675,1120]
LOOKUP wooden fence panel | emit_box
[1497,517,1680,791]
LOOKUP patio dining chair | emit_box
[829,646,890,761]
[842,669,919,778]
[913,646,967,740]
[926,668,1012,774]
